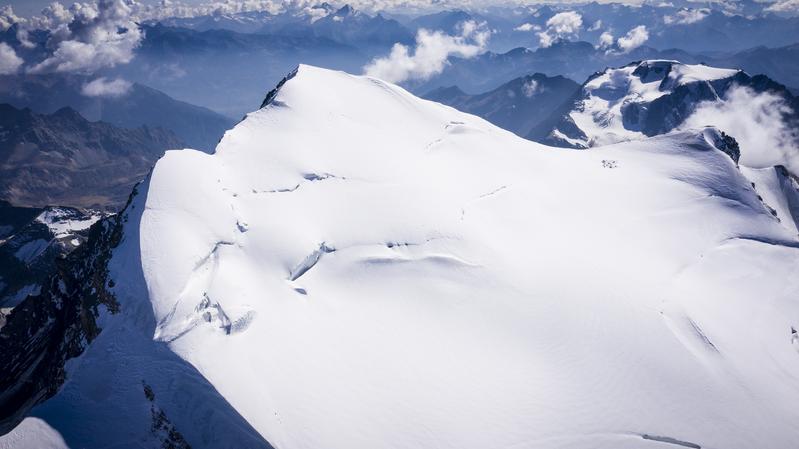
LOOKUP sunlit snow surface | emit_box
[5,65,799,449]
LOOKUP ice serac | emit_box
[4,64,799,448]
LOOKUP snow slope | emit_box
[4,65,799,449]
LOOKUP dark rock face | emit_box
[0,202,103,320]
[260,66,299,109]
[423,73,580,138]
[709,130,742,164]
[0,104,182,209]
[0,196,124,435]
[142,383,192,449]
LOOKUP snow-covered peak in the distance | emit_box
[627,60,740,88]
[5,64,799,449]
[35,208,104,240]
[546,60,744,148]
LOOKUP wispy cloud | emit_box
[664,8,710,25]
[537,11,582,48]
[681,85,799,173]
[765,0,799,16]
[0,42,23,75]
[616,25,648,53]
[514,23,540,32]
[81,77,133,97]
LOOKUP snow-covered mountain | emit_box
[0,203,103,321]
[407,41,703,97]
[2,65,799,448]
[532,60,798,156]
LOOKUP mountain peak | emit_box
[51,106,85,121]
[536,60,780,155]
[334,4,357,17]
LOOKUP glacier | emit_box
[2,64,799,449]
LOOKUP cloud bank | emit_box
[28,0,143,74]
[681,85,799,174]
[363,20,490,84]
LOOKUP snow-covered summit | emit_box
[3,65,799,449]
[540,60,746,148]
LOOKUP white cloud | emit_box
[616,25,648,53]
[664,8,710,25]
[522,79,541,98]
[537,11,582,48]
[29,2,73,31]
[597,31,615,49]
[0,42,23,75]
[514,23,540,32]
[81,77,133,97]
[363,20,490,84]
[680,85,799,174]
[765,0,799,15]
[0,5,25,31]
[588,19,602,32]
[28,0,143,74]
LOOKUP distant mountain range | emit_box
[0,104,182,209]
[115,24,367,117]
[149,3,799,55]
[124,3,799,117]
[408,40,701,96]
[707,43,799,92]
[5,3,798,120]
[154,4,412,50]
[0,74,234,152]
[410,40,799,98]
[424,73,580,138]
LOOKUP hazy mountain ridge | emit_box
[0,73,235,152]
[423,73,580,138]
[0,103,182,209]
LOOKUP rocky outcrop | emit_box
[0,189,128,435]
[0,202,104,317]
